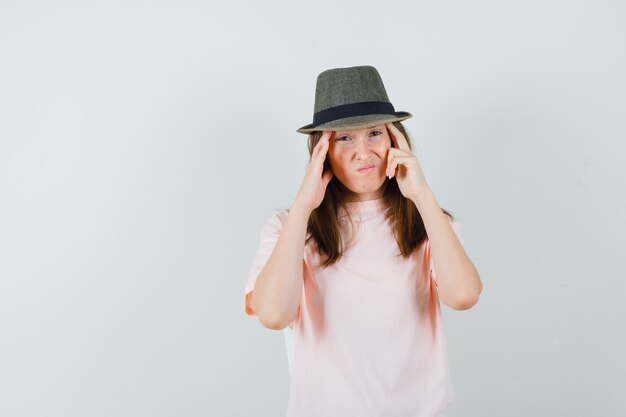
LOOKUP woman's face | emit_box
[327,124,392,201]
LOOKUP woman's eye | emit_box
[370,130,382,137]
[336,136,350,141]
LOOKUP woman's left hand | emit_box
[385,122,430,202]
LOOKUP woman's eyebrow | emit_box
[336,127,382,135]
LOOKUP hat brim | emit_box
[296,112,412,134]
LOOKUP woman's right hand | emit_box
[293,131,334,213]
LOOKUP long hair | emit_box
[298,121,454,268]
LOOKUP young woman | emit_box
[244,65,482,417]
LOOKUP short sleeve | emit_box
[427,216,465,288]
[244,209,290,317]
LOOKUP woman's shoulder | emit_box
[259,207,290,230]
[273,207,290,221]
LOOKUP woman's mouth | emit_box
[357,165,375,174]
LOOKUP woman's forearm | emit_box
[250,203,311,330]
[412,188,482,310]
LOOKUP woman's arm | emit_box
[413,188,483,310]
[249,203,311,330]
[250,132,333,329]
[383,122,482,310]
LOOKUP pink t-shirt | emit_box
[245,197,464,417]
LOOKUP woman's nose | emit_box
[354,137,372,156]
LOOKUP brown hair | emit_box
[296,121,454,268]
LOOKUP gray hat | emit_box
[296,65,412,134]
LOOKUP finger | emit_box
[388,155,417,178]
[385,148,392,176]
[312,131,331,160]
[386,123,410,152]
[311,134,332,174]
[311,132,326,155]
[316,132,331,160]
[386,147,413,157]
[386,149,413,175]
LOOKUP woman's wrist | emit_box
[290,198,314,217]
[410,185,435,209]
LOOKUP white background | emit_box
[1,1,625,416]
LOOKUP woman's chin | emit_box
[343,179,386,196]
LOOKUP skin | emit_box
[291,122,482,310]
[326,124,392,201]
[251,121,481,331]
[293,122,431,209]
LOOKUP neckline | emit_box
[342,197,386,214]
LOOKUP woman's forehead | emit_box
[331,124,386,135]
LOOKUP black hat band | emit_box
[312,101,397,127]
